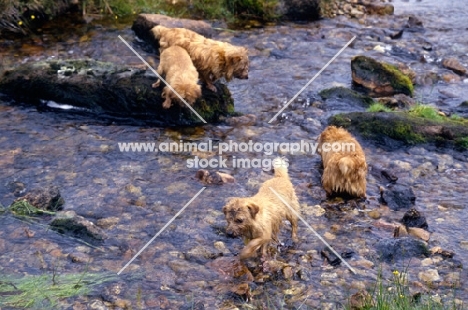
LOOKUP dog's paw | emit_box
[207,83,217,92]
[162,99,172,109]
[152,79,161,88]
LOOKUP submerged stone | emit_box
[50,210,108,243]
[319,86,375,107]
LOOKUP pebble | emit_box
[418,269,440,283]
[367,209,381,219]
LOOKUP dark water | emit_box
[0,0,467,308]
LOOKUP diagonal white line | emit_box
[117,187,207,275]
[268,186,357,274]
[268,36,356,123]
[117,35,207,124]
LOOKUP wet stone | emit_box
[16,185,65,211]
[379,184,416,211]
[375,237,429,262]
[69,252,92,263]
[401,208,428,229]
[49,210,108,243]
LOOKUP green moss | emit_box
[381,62,414,96]
[225,0,279,21]
[330,110,468,148]
[367,103,393,113]
[455,137,468,150]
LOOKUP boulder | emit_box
[329,112,468,150]
[0,59,234,126]
[131,14,213,50]
[351,56,414,97]
[280,0,321,21]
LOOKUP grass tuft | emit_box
[367,103,393,113]
[0,272,116,309]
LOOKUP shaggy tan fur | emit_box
[222,158,300,260]
[318,126,368,198]
[152,45,201,109]
[151,25,249,92]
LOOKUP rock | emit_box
[408,227,431,242]
[377,94,415,110]
[96,217,120,229]
[380,184,416,211]
[131,14,213,50]
[401,208,428,229]
[15,185,64,211]
[319,86,375,107]
[442,58,467,76]
[418,269,440,283]
[184,245,223,263]
[405,16,424,32]
[224,114,257,126]
[0,59,234,126]
[280,0,321,21]
[207,257,253,281]
[349,290,374,309]
[195,170,234,184]
[363,2,394,15]
[368,209,381,219]
[329,111,468,150]
[375,237,429,262]
[351,56,414,97]
[69,252,92,263]
[430,246,455,258]
[49,210,108,243]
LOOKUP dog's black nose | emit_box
[226,231,236,238]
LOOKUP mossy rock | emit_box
[0,59,234,126]
[351,55,414,97]
[329,111,468,150]
[319,86,375,107]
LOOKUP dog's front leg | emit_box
[152,79,161,88]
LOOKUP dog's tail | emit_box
[272,157,289,178]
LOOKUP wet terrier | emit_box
[318,126,367,198]
[222,158,300,259]
[151,25,249,92]
[152,45,201,109]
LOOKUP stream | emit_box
[0,0,467,309]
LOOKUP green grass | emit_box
[9,199,56,216]
[0,272,116,309]
[409,104,444,121]
[345,270,462,310]
[367,103,393,113]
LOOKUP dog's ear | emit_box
[247,203,260,219]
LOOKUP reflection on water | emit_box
[0,0,468,308]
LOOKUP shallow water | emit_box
[0,0,468,308]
